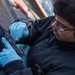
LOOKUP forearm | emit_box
[3,60,24,74]
[3,60,33,75]
[17,16,55,46]
[10,68,33,75]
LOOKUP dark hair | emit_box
[53,0,75,27]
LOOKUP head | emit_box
[52,0,75,42]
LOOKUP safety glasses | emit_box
[56,21,75,34]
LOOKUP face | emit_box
[52,15,75,42]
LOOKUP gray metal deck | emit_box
[0,0,18,29]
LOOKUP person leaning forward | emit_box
[0,0,75,75]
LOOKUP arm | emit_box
[9,16,55,46]
[4,61,33,75]
[10,68,33,75]
[17,16,55,46]
[0,37,33,75]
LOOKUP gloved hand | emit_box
[0,37,22,67]
[9,21,29,41]
[16,44,31,55]
[16,44,31,68]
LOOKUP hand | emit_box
[16,44,31,55]
[9,21,29,41]
[16,44,31,68]
[0,37,22,67]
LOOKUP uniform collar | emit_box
[55,37,75,50]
